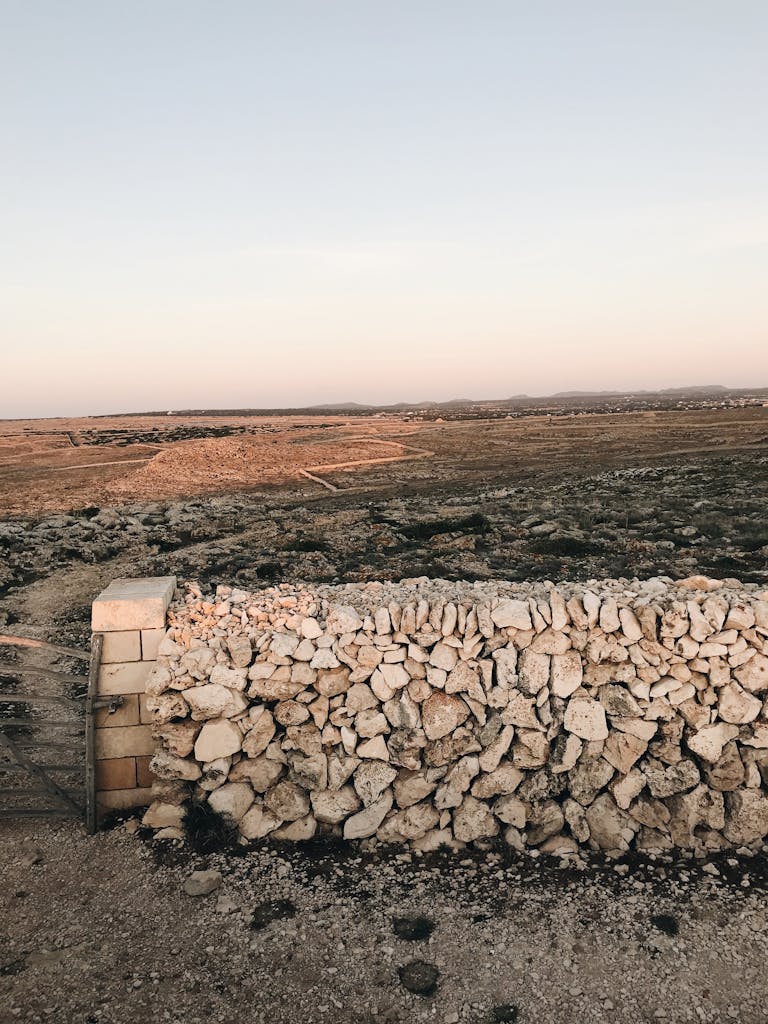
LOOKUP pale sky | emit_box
[2,1,767,417]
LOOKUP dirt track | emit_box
[1,407,767,516]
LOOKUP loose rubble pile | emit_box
[143,576,768,855]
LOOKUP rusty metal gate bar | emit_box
[0,633,93,825]
[85,632,103,834]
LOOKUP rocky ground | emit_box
[1,413,767,1023]
[2,819,768,1024]
[1,449,766,644]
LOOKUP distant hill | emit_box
[114,383,767,419]
[552,385,729,399]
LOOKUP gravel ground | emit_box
[2,821,768,1024]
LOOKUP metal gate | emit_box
[0,631,103,832]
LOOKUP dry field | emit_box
[1,407,766,516]
[1,405,768,1024]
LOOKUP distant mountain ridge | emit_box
[109,384,767,419]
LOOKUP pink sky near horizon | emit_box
[2,3,767,417]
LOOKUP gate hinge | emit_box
[92,696,125,714]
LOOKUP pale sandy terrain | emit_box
[1,407,766,517]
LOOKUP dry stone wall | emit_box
[142,576,768,855]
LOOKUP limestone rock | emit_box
[421,692,469,740]
[704,742,745,791]
[568,757,615,806]
[471,761,524,798]
[646,760,700,798]
[150,750,202,782]
[183,869,221,896]
[723,790,768,844]
[564,798,590,842]
[599,685,642,718]
[686,723,739,763]
[229,755,284,792]
[209,665,248,691]
[667,784,725,847]
[242,709,276,757]
[327,605,363,634]
[145,692,188,724]
[198,757,230,791]
[311,786,361,824]
[494,795,526,828]
[377,802,440,841]
[434,756,479,810]
[272,815,317,841]
[193,719,243,762]
[152,719,200,758]
[239,803,282,839]
[394,770,437,808]
[226,635,253,668]
[602,731,648,774]
[452,795,499,842]
[343,790,393,839]
[611,768,646,809]
[180,648,216,681]
[142,802,185,829]
[491,599,532,630]
[354,761,397,805]
[274,700,310,726]
[717,683,762,724]
[550,651,583,698]
[517,650,550,696]
[585,794,637,852]
[314,667,351,697]
[208,781,254,822]
[526,799,565,844]
[628,794,671,830]
[185,683,249,721]
[493,646,518,688]
[263,781,311,821]
[564,698,608,741]
[429,643,458,672]
[445,661,485,703]
[734,653,768,693]
[549,733,583,775]
[248,671,304,702]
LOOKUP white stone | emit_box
[564,698,608,741]
[343,790,393,839]
[354,762,397,805]
[311,786,361,824]
[327,605,363,634]
[239,803,282,839]
[264,781,311,821]
[550,651,583,698]
[185,683,249,721]
[421,692,469,740]
[208,782,254,822]
[356,735,389,760]
[194,719,243,762]
[491,599,532,630]
[452,795,499,842]
[717,683,762,724]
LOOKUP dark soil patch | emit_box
[250,899,297,930]
[398,959,439,996]
[650,913,679,937]
[392,915,436,940]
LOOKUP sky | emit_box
[1,1,767,417]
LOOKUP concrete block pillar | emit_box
[91,576,176,814]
